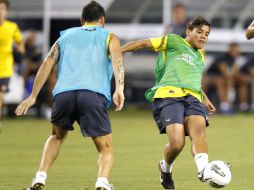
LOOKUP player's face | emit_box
[0,3,8,22]
[188,25,210,49]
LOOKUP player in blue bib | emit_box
[16,1,124,190]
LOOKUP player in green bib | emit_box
[122,17,216,190]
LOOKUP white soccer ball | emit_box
[203,160,232,188]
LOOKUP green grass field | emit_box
[0,108,254,190]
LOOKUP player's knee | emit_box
[51,134,65,142]
[170,140,185,152]
[192,128,206,141]
[101,142,113,153]
[52,130,67,141]
[96,139,113,153]
[52,126,68,141]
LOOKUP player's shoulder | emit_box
[101,27,111,33]
[60,27,79,36]
[99,27,112,38]
[166,33,184,46]
[4,20,18,29]
[166,33,183,44]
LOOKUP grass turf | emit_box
[0,108,253,190]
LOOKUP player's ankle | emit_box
[95,177,114,190]
[194,153,208,175]
[160,159,173,173]
[96,177,108,184]
[35,171,47,184]
[95,177,109,188]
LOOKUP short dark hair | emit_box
[0,0,9,9]
[81,1,105,22]
[187,17,211,31]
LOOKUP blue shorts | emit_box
[0,78,10,92]
[51,90,111,137]
[152,95,209,134]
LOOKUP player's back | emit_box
[53,25,113,106]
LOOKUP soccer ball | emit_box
[203,160,232,188]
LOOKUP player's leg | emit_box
[250,67,254,111]
[28,126,68,190]
[184,96,209,181]
[252,77,254,111]
[236,73,249,112]
[0,92,3,132]
[158,123,185,190]
[152,98,185,190]
[38,125,68,172]
[93,134,114,190]
[225,74,235,111]
[213,76,231,112]
[185,115,208,181]
[163,124,185,170]
[0,92,3,119]
[0,78,10,132]
[28,91,76,190]
[76,90,114,190]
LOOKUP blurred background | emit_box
[3,0,254,117]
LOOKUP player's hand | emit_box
[15,96,36,116]
[203,97,216,114]
[113,89,124,111]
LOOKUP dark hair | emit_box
[81,1,105,22]
[187,17,211,31]
[0,0,9,9]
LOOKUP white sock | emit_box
[33,171,47,185]
[36,171,47,179]
[96,177,109,184]
[95,177,111,189]
[194,153,208,173]
[160,159,173,173]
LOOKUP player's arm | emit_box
[15,41,25,54]
[121,39,153,53]
[121,36,167,53]
[15,41,60,116]
[109,33,125,111]
[13,24,25,54]
[246,20,254,40]
[202,91,216,114]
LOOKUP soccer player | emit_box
[121,17,215,190]
[15,1,124,190]
[0,0,24,124]
[246,20,254,40]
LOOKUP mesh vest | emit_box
[53,26,112,107]
[145,34,204,102]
